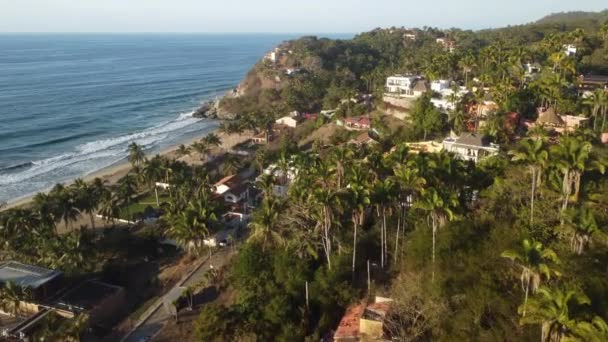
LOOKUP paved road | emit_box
[122,248,233,342]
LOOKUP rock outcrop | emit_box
[193,99,236,120]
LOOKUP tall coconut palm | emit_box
[391,164,426,263]
[71,178,98,230]
[127,142,146,167]
[510,138,549,226]
[331,146,354,189]
[520,286,599,342]
[142,156,166,206]
[372,178,396,269]
[117,174,137,222]
[191,141,210,161]
[248,198,283,251]
[414,188,458,282]
[346,166,371,275]
[501,239,560,317]
[256,173,277,199]
[309,187,341,269]
[32,192,57,230]
[583,89,606,132]
[50,184,80,231]
[551,137,606,219]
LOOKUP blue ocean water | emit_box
[0,34,348,203]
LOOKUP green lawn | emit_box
[119,192,170,221]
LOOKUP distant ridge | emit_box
[535,10,608,25]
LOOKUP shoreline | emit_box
[2,125,251,212]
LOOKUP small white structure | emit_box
[275,116,303,128]
[525,63,541,74]
[430,80,450,93]
[564,44,577,57]
[442,133,499,163]
[403,33,417,41]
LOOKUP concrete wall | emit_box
[382,95,414,109]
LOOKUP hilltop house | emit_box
[530,107,590,134]
[343,116,371,130]
[436,38,456,52]
[430,79,451,93]
[275,115,304,128]
[564,44,577,56]
[386,75,419,94]
[578,74,608,94]
[442,133,499,163]
[214,175,251,204]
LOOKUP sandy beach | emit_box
[2,128,252,212]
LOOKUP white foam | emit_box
[0,111,202,188]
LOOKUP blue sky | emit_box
[1,0,606,33]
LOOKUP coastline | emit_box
[2,126,251,212]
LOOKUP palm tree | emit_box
[175,144,191,159]
[71,179,98,230]
[248,198,283,251]
[414,188,457,282]
[32,192,57,230]
[98,191,120,225]
[310,187,341,269]
[501,239,560,317]
[201,133,222,149]
[191,141,210,161]
[331,146,354,189]
[256,173,276,199]
[142,156,166,206]
[50,184,80,230]
[391,164,426,263]
[222,153,242,176]
[509,138,549,226]
[0,282,28,317]
[127,142,146,167]
[564,206,601,255]
[372,178,396,269]
[520,286,602,342]
[448,109,467,135]
[346,166,371,275]
[167,197,218,254]
[551,137,606,219]
[117,174,137,222]
[583,90,606,132]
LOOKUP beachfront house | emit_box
[0,261,63,304]
[442,133,499,163]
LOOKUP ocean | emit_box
[0,33,349,204]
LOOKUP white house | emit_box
[442,133,499,163]
[385,75,420,94]
[430,80,451,93]
[275,115,303,128]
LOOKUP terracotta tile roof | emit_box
[334,304,364,340]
